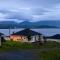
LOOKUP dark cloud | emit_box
[19,0,60,8]
[0,8,49,21]
[0,0,60,22]
[0,9,32,21]
[32,8,49,15]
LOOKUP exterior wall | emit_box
[5,35,44,43]
[29,35,40,42]
[29,35,44,42]
[35,35,40,41]
[4,36,10,41]
[10,35,37,42]
[29,36,35,42]
[10,35,28,42]
[40,35,44,43]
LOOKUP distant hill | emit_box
[0,20,59,29]
[18,21,58,28]
[35,20,60,28]
[0,21,18,29]
[47,34,60,39]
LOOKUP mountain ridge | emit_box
[0,20,59,29]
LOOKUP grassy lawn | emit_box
[39,49,60,60]
[0,41,59,51]
[2,41,60,49]
[0,41,60,60]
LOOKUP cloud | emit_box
[31,4,60,21]
[0,0,60,22]
[0,8,48,21]
[0,9,32,21]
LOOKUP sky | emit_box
[0,0,60,22]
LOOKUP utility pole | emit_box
[9,27,10,36]
[9,27,11,40]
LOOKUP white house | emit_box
[9,29,44,43]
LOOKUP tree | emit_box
[27,35,31,41]
[1,36,5,42]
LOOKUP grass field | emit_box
[0,41,60,60]
[0,41,59,51]
[39,49,60,60]
[2,41,60,49]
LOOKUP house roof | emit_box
[11,29,42,36]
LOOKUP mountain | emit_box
[47,34,60,39]
[18,21,58,28]
[0,20,59,29]
[35,20,60,27]
[0,21,18,29]
[18,21,34,28]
